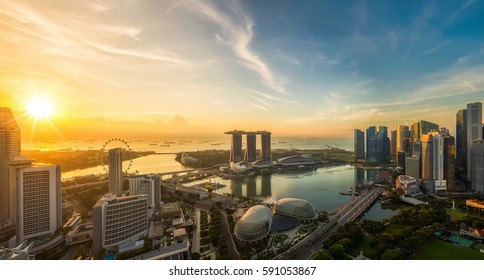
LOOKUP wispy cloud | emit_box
[447,0,476,25]
[421,41,450,56]
[251,104,269,111]
[182,0,289,94]
[235,85,298,105]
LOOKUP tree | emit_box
[312,249,332,260]
[336,238,354,250]
[329,244,345,258]
[361,220,385,235]
[381,249,405,260]
[375,232,394,243]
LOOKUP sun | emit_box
[27,96,53,119]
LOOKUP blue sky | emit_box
[1,0,484,138]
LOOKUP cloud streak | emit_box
[182,0,289,94]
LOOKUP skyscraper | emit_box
[443,133,456,192]
[421,133,433,189]
[244,133,257,162]
[376,126,390,163]
[390,130,397,162]
[227,132,243,163]
[366,126,377,163]
[0,108,21,226]
[411,120,439,141]
[396,125,410,164]
[260,132,271,161]
[467,102,482,180]
[16,165,61,243]
[354,129,365,161]
[471,139,484,193]
[432,133,446,192]
[456,109,467,181]
[109,148,123,196]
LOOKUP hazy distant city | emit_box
[2,1,484,261]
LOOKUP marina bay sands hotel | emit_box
[224,130,272,163]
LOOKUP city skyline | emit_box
[2,1,484,140]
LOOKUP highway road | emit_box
[277,187,383,260]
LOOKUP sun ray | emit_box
[46,118,63,139]
[30,117,38,142]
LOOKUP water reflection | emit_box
[261,175,271,197]
[210,165,399,220]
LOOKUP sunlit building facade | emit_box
[0,108,22,227]
[109,148,123,196]
[16,165,62,243]
[93,194,148,255]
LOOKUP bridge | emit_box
[276,187,384,260]
[158,168,220,184]
[400,196,426,205]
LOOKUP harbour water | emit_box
[188,165,401,221]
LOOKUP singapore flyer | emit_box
[99,138,133,174]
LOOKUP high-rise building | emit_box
[390,130,397,162]
[354,129,365,161]
[16,165,61,243]
[376,126,390,163]
[396,125,410,164]
[93,194,148,255]
[467,102,482,180]
[421,133,433,188]
[443,134,456,192]
[366,126,377,163]
[456,109,467,181]
[226,132,243,163]
[405,155,421,179]
[260,132,271,161]
[108,148,123,196]
[471,139,484,193]
[244,133,257,162]
[129,175,161,209]
[432,133,446,192]
[411,120,439,141]
[0,108,21,227]
[412,140,422,156]
[420,129,454,192]
[398,151,407,171]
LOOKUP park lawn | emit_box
[446,209,469,220]
[348,235,374,257]
[416,239,484,260]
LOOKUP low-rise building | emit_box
[396,175,422,197]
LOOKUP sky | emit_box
[1,0,484,140]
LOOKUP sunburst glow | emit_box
[27,96,53,119]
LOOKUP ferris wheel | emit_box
[99,138,133,174]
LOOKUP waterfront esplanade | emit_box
[225,130,271,163]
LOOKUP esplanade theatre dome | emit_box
[234,205,273,243]
[273,198,317,221]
